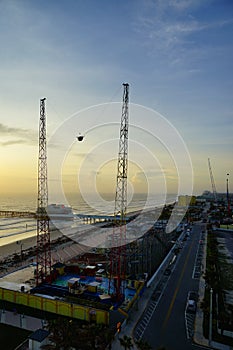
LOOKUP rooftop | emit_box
[29,328,49,342]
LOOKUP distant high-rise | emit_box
[178,195,196,207]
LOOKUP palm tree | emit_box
[119,335,133,350]
[104,327,115,349]
[135,339,152,349]
[42,318,115,350]
[41,317,74,350]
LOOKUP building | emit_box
[178,195,196,207]
[28,329,50,350]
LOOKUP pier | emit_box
[0,211,36,219]
[0,210,133,223]
[75,213,131,224]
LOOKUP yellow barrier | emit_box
[0,287,109,325]
[125,281,145,311]
[118,307,128,317]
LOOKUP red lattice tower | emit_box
[36,98,51,285]
[108,83,129,301]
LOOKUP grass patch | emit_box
[218,260,233,290]
[220,225,233,230]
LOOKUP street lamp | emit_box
[226,173,231,229]
[226,173,230,217]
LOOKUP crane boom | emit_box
[208,158,217,202]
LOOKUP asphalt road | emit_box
[142,222,207,350]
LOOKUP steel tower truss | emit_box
[109,83,129,300]
[36,98,51,285]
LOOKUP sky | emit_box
[0,0,233,203]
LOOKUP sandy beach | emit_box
[0,229,64,260]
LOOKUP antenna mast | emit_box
[36,98,51,285]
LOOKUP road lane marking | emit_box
[135,228,201,342]
[162,238,195,330]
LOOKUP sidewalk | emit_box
[111,231,184,349]
[0,309,43,331]
[111,278,158,350]
[111,238,179,350]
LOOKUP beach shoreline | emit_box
[0,229,64,260]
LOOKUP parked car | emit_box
[186,299,197,313]
[186,291,198,313]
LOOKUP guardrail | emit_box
[146,229,186,288]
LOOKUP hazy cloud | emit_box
[1,139,29,146]
[131,169,162,181]
[0,123,37,146]
[133,0,233,65]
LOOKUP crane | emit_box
[208,158,217,202]
[36,98,51,285]
[108,83,129,301]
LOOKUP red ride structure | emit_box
[108,83,129,302]
[36,98,51,285]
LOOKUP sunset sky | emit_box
[1,0,233,202]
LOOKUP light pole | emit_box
[209,287,213,346]
[226,173,230,229]
[226,173,230,216]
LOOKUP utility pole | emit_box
[108,83,129,301]
[226,173,231,217]
[36,98,51,285]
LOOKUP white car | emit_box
[186,299,197,313]
[186,291,198,313]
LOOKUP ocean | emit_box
[0,193,177,248]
